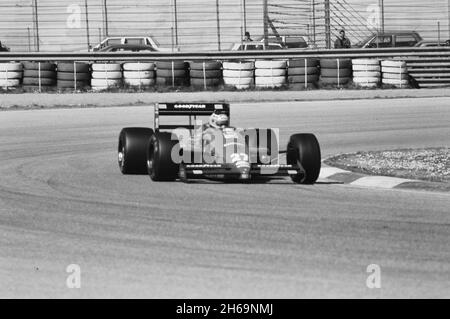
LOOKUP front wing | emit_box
[181,163,305,180]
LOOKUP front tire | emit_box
[118,128,154,175]
[287,134,321,184]
[147,132,180,181]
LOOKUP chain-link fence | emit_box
[1,0,449,52]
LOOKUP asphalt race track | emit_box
[0,97,449,298]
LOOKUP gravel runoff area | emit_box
[326,148,450,184]
[2,88,450,110]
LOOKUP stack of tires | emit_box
[123,62,155,88]
[222,61,254,89]
[287,58,319,89]
[22,62,56,91]
[352,59,381,88]
[91,63,122,91]
[0,62,22,89]
[189,61,222,89]
[254,60,287,88]
[56,62,91,90]
[381,60,409,88]
[156,61,189,87]
[319,59,352,87]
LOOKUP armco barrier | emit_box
[1,47,450,62]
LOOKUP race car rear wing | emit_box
[154,102,230,132]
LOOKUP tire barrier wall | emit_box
[288,58,319,89]
[57,62,91,90]
[189,61,222,89]
[91,63,122,91]
[0,62,22,89]
[254,60,287,88]
[3,57,448,91]
[156,61,189,87]
[319,58,352,87]
[22,61,56,91]
[351,59,381,88]
[381,60,409,88]
[123,62,155,88]
[406,58,450,88]
[223,61,254,89]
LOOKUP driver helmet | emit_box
[209,110,229,129]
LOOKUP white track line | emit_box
[319,166,348,179]
[350,176,413,189]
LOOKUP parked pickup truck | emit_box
[355,31,423,48]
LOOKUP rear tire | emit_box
[118,128,154,175]
[147,132,180,181]
[287,134,321,184]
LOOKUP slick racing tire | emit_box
[352,71,381,78]
[91,71,122,79]
[288,58,318,68]
[124,78,155,87]
[352,59,380,66]
[57,71,91,81]
[222,69,254,78]
[189,61,222,70]
[288,66,319,76]
[222,61,255,70]
[381,67,408,74]
[22,62,56,71]
[123,71,155,79]
[118,127,154,175]
[288,74,319,83]
[320,59,351,69]
[190,78,221,87]
[156,61,187,70]
[0,71,22,79]
[23,70,56,78]
[57,80,90,89]
[320,68,352,77]
[287,133,321,184]
[147,132,180,181]
[320,76,350,84]
[156,69,187,77]
[91,78,122,87]
[352,76,380,84]
[0,79,20,87]
[352,65,380,72]
[0,62,23,71]
[123,62,155,71]
[382,72,409,80]
[57,62,90,73]
[190,69,222,78]
[381,60,407,68]
[91,63,121,72]
[255,76,286,87]
[255,68,286,77]
[22,77,56,86]
[255,60,287,69]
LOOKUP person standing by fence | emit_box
[334,29,351,49]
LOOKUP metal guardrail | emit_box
[1,48,450,62]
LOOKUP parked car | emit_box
[259,35,309,49]
[92,36,177,52]
[231,41,283,51]
[355,31,423,48]
[415,40,450,47]
[98,44,157,52]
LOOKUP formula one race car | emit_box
[118,103,321,184]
